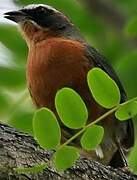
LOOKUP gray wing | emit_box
[85,44,134,149]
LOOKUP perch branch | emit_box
[0,123,137,179]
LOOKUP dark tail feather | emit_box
[109,148,128,168]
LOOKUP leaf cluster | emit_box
[16,68,137,173]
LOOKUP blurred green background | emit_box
[0,0,137,172]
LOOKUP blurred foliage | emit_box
[0,66,25,88]
[0,0,137,172]
[124,16,137,38]
[0,25,27,62]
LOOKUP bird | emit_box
[4,4,134,168]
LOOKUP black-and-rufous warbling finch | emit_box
[4,4,134,168]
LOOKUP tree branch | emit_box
[0,123,137,180]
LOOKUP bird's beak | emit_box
[4,10,29,23]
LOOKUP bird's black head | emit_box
[4,4,70,30]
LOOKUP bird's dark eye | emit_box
[37,6,46,13]
[40,7,45,12]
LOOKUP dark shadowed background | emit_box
[0,0,137,172]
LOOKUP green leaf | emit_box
[33,108,61,149]
[128,139,137,172]
[115,101,137,121]
[87,68,120,109]
[53,146,79,171]
[15,163,48,174]
[55,88,88,129]
[124,16,137,38]
[81,125,104,150]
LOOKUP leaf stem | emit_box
[59,96,137,149]
[59,106,118,149]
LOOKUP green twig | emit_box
[59,96,137,149]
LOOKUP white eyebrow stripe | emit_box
[22,4,59,13]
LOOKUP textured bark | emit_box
[0,123,137,180]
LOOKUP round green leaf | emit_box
[33,108,61,149]
[87,68,120,109]
[81,125,104,150]
[55,88,88,129]
[115,101,137,121]
[53,146,79,171]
